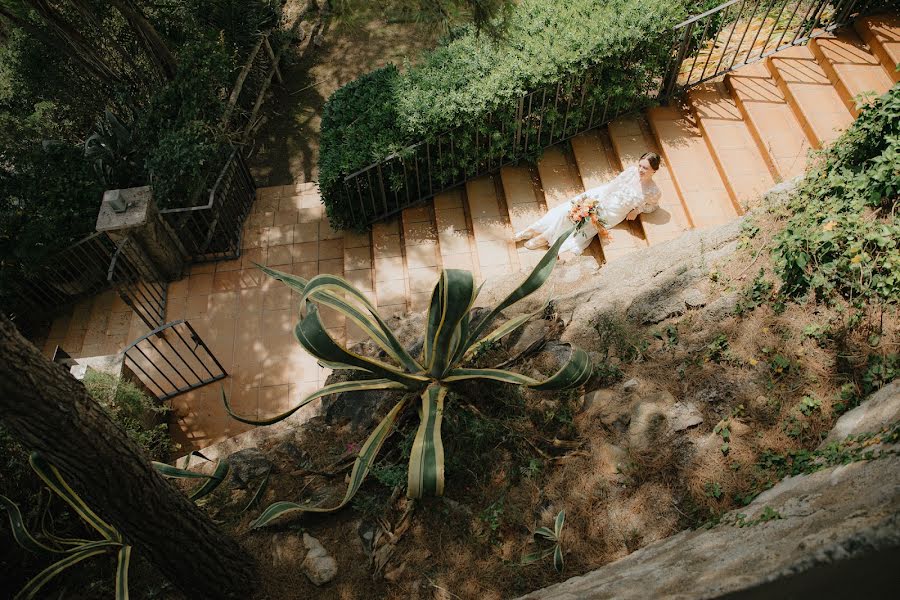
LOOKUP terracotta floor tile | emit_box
[291,241,318,263]
[298,205,324,223]
[299,192,322,208]
[319,305,347,329]
[186,294,209,319]
[215,256,242,272]
[165,296,187,321]
[106,311,133,336]
[408,267,439,293]
[404,220,438,245]
[437,229,471,255]
[274,210,299,226]
[343,267,374,294]
[261,351,318,387]
[207,291,239,318]
[236,269,261,289]
[434,189,464,211]
[228,383,259,421]
[343,230,371,248]
[319,219,343,241]
[409,292,433,311]
[435,207,468,232]
[247,211,275,228]
[376,303,406,318]
[318,238,344,260]
[406,244,439,269]
[257,186,283,201]
[403,205,432,223]
[345,246,372,270]
[258,384,293,419]
[440,253,474,271]
[212,270,242,292]
[279,195,302,211]
[188,262,216,275]
[293,222,319,243]
[168,278,189,299]
[240,248,265,270]
[471,216,510,241]
[241,227,265,249]
[188,273,213,296]
[373,234,403,258]
[479,264,512,280]
[374,256,405,281]
[265,224,294,247]
[266,245,293,267]
[262,285,292,311]
[477,241,511,267]
[375,279,406,306]
[373,219,401,236]
[466,177,502,217]
[319,258,344,275]
[291,261,318,280]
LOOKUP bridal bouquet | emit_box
[568,197,610,239]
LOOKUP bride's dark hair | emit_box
[640,152,661,170]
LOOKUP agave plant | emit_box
[224,228,592,528]
[522,509,566,573]
[0,452,228,599]
[84,110,140,189]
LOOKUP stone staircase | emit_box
[341,16,897,332]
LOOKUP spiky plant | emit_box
[224,228,592,528]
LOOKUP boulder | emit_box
[820,381,900,446]
[667,401,703,432]
[271,532,305,569]
[227,448,272,488]
[301,533,338,586]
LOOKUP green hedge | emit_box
[319,0,687,230]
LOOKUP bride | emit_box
[514,152,662,261]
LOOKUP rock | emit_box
[324,384,397,431]
[272,533,305,569]
[622,378,640,393]
[681,288,707,308]
[358,520,379,558]
[272,439,309,469]
[625,267,705,324]
[701,293,739,322]
[301,533,338,586]
[227,448,272,488]
[627,395,671,452]
[668,402,703,432]
[595,441,627,477]
[505,318,551,356]
[579,388,614,413]
[820,381,900,447]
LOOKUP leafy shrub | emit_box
[771,83,899,305]
[319,0,686,229]
[82,371,172,461]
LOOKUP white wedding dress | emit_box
[517,165,662,256]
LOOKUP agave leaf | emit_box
[241,466,272,514]
[462,304,545,363]
[521,546,555,565]
[115,545,132,600]
[257,265,422,372]
[250,396,409,528]
[29,453,119,542]
[223,377,408,426]
[425,270,477,378]
[553,545,564,573]
[407,384,448,498]
[0,495,64,554]
[14,540,120,600]
[444,345,592,391]
[295,304,428,387]
[151,462,211,479]
[188,459,230,501]
[464,227,573,352]
[533,526,557,541]
[554,509,566,538]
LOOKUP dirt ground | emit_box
[246,8,437,186]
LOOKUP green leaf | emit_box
[425,270,478,378]
[14,540,120,600]
[250,396,409,528]
[0,494,64,554]
[464,227,573,352]
[241,467,272,515]
[554,509,566,538]
[462,304,545,363]
[29,453,120,542]
[521,546,555,565]
[444,345,592,391]
[533,526,556,541]
[553,544,564,573]
[223,377,408,426]
[115,545,132,600]
[407,384,448,498]
[188,459,230,501]
[151,462,211,479]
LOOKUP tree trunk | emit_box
[109,0,177,80]
[0,316,256,599]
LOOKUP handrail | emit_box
[676,0,742,28]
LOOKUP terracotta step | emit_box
[687,82,775,210]
[810,30,894,116]
[401,204,441,312]
[499,165,546,271]
[855,14,900,84]
[647,105,738,229]
[535,146,603,265]
[725,62,810,180]
[607,116,692,245]
[766,45,853,148]
[371,218,408,317]
[570,130,647,262]
[465,175,519,281]
[342,227,374,344]
[433,188,482,279]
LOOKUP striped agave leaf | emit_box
[407,383,447,498]
[152,456,230,501]
[14,540,123,600]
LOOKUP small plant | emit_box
[704,481,723,500]
[481,499,506,538]
[797,395,822,416]
[802,323,830,343]
[705,334,730,363]
[729,506,782,528]
[713,419,731,456]
[653,324,678,350]
[225,230,593,527]
[522,509,566,573]
[734,269,773,315]
[0,453,132,600]
[769,354,791,377]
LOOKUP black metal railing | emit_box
[337,0,880,226]
[123,319,227,402]
[3,232,118,324]
[159,149,256,263]
[663,0,880,96]
[107,237,167,330]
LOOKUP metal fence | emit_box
[123,319,227,402]
[159,149,256,263]
[337,0,880,226]
[107,237,167,330]
[662,0,882,96]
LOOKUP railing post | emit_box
[662,22,694,102]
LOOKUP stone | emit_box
[701,293,739,322]
[227,448,272,488]
[505,318,551,357]
[668,402,703,432]
[271,532,305,569]
[301,533,338,585]
[579,388,614,413]
[626,395,670,452]
[272,439,309,469]
[358,519,379,558]
[681,288,707,308]
[622,378,640,393]
[323,385,397,431]
[594,441,627,477]
[820,381,900,446]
